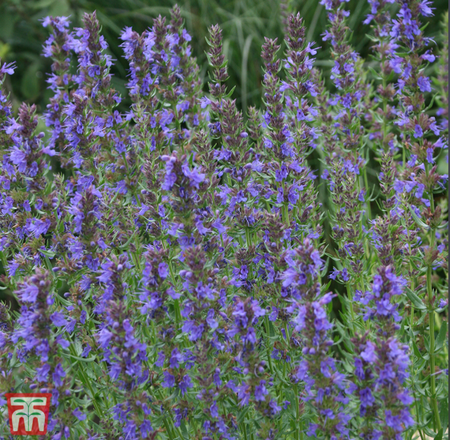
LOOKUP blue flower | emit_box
[417,76,432,93]
[179,375,193,395]
[418,0,434,16]
[50,312,67,327]
[254,380,268,401]
[17,283,39,303]
[360,341,377,363]
[52,363,66,387]
[413,124,423,138]
[162,371,176,388]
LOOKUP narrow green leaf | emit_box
[439,398,448,431]
[435,320,447,352]
[405,287,427,311]
[39,249,56,258]
[408,205,430,231]
[68,353,97,362]
[237,405,249,424]
[412,340,425,360]
[434,428,443,440]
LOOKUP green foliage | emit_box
[0,0,447,113]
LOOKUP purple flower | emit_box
[158,262,169,279]
[360,341,377,363]
[179,375,193,395]
[360,388,375,408]
[210,401,219,418]
[418,1,434,16]
[52,363,66,387]
[237,383,250,406]
[50,312,67,327]
[1,62,16,75]
[17,283,39,303]
[413,124,423,138]
[417,76,431,93]
[397,391,414,405]
[254,380,268,401]
[73,408,87,421]
[155,351,165,367]
[97,328,113,349]
[36,363,51,382]
[162,371,175,388]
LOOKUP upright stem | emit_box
[346,283,356,336]
[427,263,441,432]
[294,383,301,440]
[242,422,248,440]
[264,315,274,374]
[282,203,289,227]
[424,163,441,432]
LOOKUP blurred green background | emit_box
[0,0,447,114]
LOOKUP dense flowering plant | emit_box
[0,1,448,439]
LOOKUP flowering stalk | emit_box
[11,269,82,437]
[315,0,373,337]
[282,239,351,439]
[353,267,415,438]
[388,0,446,432]
[0,3,447,438]
[42,16,74,169]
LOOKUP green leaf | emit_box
[68,352,97,362]
[439,398,448,431]
[30,412,42,416]
[408,205,430,231]
[435,321,447,352]
[12,399,26,403]
[412,340,425,360]
[118,233,137,250]
[437,221,448,230]
[367,66,382,81]
[15,412,27,416]
[405,287,427,311]
[416,311,428,326]
[179,420,189,438]
[434,428,443,440]
[73,339,83,356]
[39,249,56,258]
[236,405,249,424]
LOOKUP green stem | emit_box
[409,304,426,440]
[245,227,252,247]
[242,422,248,440]
[282,203,289,227]
[363,167,371,221]
[294,383,301,440]
[68,344,103,417]
[264,315,274,374]
[162,417,175,439]
[245,227,253,278]
[284,321,290,345]
[346,284,356,335]
[424,162,441,432]
[427,264,441,432]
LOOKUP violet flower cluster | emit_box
[0,2,447,439]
